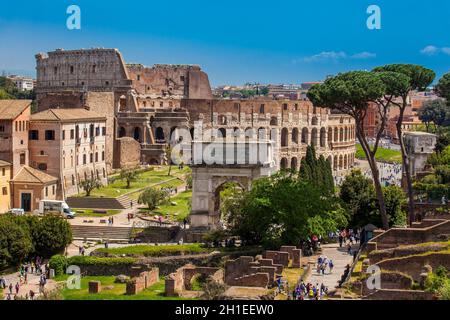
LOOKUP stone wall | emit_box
[165,264,223,297]
[368,219,450,252]
[126,268,159,295]
[376,252,450,281]
[369,242,450,264]
[364,289,435,300]
[114,137,141,169]
[224,256,281,288]
[264,251,289,267]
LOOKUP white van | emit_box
[38,200,76,219]
[9,208,25,216]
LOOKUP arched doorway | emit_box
[155,127,165,142]
[214,182,244,221]
[133,127,141,142]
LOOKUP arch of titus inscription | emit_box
[189,140,275,229]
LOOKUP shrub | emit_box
[49,255,68,276]
[67,256,137,266]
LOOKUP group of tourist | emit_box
[292,281,329,300]
[1,257,49,300]
[316,255,334,275]
[107,216,115,226]
[360,162,402,187]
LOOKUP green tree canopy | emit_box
[223,172,347,248]
[138,187,169,211]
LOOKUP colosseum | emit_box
[34,48,356,178]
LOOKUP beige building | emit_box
[0,160,12,213]
[29,108,108,197]
[10,166,57,212]
[0,100,31,176]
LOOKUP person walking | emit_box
[329,259,334,274]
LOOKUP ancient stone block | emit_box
[292,249,302,268]
[88,281,101,294]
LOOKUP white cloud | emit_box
[298,51,376,63]
[420,45,439,55]
[302,51,347,63]
[351,52,377,59]
[420,45,450,56]
[442,47,450,55]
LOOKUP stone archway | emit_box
[190,164,273,229]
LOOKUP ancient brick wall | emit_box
[224,256,281,288]
[126,268,159,295]
[264,251,289,267]
[165,264,222,296]
[114,137,141,169]
[365,289,435,300]
[376,253,450,281]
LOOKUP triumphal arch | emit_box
[189,137,275,229]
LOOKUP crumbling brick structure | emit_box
[224,256,282,288]
[264,250,290,267]
[165,264,223,297]
[125,268,159,295]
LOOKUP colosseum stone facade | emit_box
[34,48,356,178]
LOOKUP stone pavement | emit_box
[305,243,358,291]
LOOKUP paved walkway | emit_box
[305,243,358,291]
[2,268,57,300]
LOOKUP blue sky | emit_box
[1,0,450,86]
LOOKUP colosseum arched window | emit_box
[281,128,289,147]
[311,128,318,147]
[270,117,278,126]
[291,157,298,170]
[340,128,344,142]
[280,158,288,170]
[301,128,309,144]
[320,128,326,147]
[328,128,333,143]
[292,128,299,144]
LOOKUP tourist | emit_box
[183,218,188,229]
[15,282,20,295]
[338,234,343,247]
[29,290,35,300]
[328,259,334,273]
[0,276,5,289]
[8,283,13,294]
[347,243,352,256]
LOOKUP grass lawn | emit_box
[356,144,402,163]
[73,209,122,217]
[94,243,210,257]
[139,190,192,222]
[76,166,191,198]
[56,276,192,300]
[128,178,186,201]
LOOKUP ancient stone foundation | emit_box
[165,264,223,297]
[125,268,159,295]
[224,256,282,288]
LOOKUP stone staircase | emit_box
[67,195,133,210]
[71,225,132,242]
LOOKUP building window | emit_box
[15,122,18,132]
[95,127,100,136]
[2,187,7,195]
[52,185,55,195]
[102,127,106,136]
[70,129,74,139]
[92,65,96,73]
[29,130,39,140]
[101,151,105,161]
[70,66,74,74]
[62,130,65,140]
[38,163,47,171]
[54,66,57,74]
[20,153,26,165]
[45,130,55,140]
[45,187,48,197]
[180,75,185,82]
[40,150,45,156]
[90,153,93,163]
[137,75,141,81]
[95,152,98,162]
[103,168,106,178]
[2,168,5,176]
[259,104,265,114]
[83,154,86,165]
[0,125,4,132]
[71,175,75,185]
